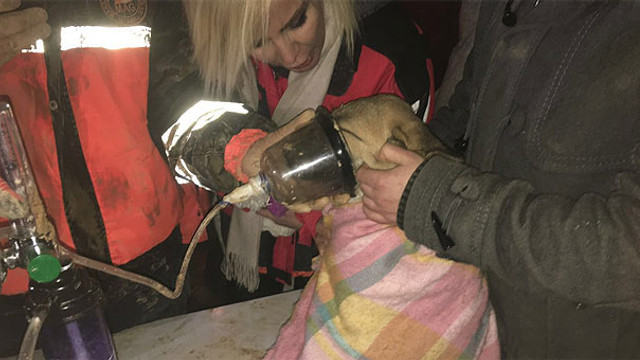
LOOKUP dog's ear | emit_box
[388,127,409,150]
[389,121,435,157]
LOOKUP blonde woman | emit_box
[182,0,434,295]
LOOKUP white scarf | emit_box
[221,16,343,291]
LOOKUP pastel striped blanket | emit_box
[264,203,499,360]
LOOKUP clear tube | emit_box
[54,201,228,299]
[19,304,50,360]
[0,96,38,238]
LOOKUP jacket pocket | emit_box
[467,23,550,171]
[527,10,640,174]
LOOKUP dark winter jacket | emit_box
[400,1,640,358]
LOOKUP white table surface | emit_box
[3,290,300,360]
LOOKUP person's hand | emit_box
[356,143,424,225]
[241,108,316,178]
[0,0,51,67]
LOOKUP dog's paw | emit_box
[286,196,331,213]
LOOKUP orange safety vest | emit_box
[0,1,207,297]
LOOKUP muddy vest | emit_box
[0,0,198,267]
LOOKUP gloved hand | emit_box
[0,0,51,68]
[163,103,276,193]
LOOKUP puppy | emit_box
[334,93,443,170]
[264,94,499,360]
[286,94,445,213]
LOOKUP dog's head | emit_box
[334,94,437,170]
[286,94,442,212]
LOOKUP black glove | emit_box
[165,106,276,193]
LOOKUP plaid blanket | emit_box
[265,203,499,360]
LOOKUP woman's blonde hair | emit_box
[183,0,357,100]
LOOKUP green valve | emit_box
[28,254,62,283]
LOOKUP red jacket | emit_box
[0,2,208,294]
[253,2,434,286]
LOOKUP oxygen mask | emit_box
[257,106,356,205]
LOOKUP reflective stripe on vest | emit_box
[22,40,44,53]
[61,26,151,50]
[22,26,151,53]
